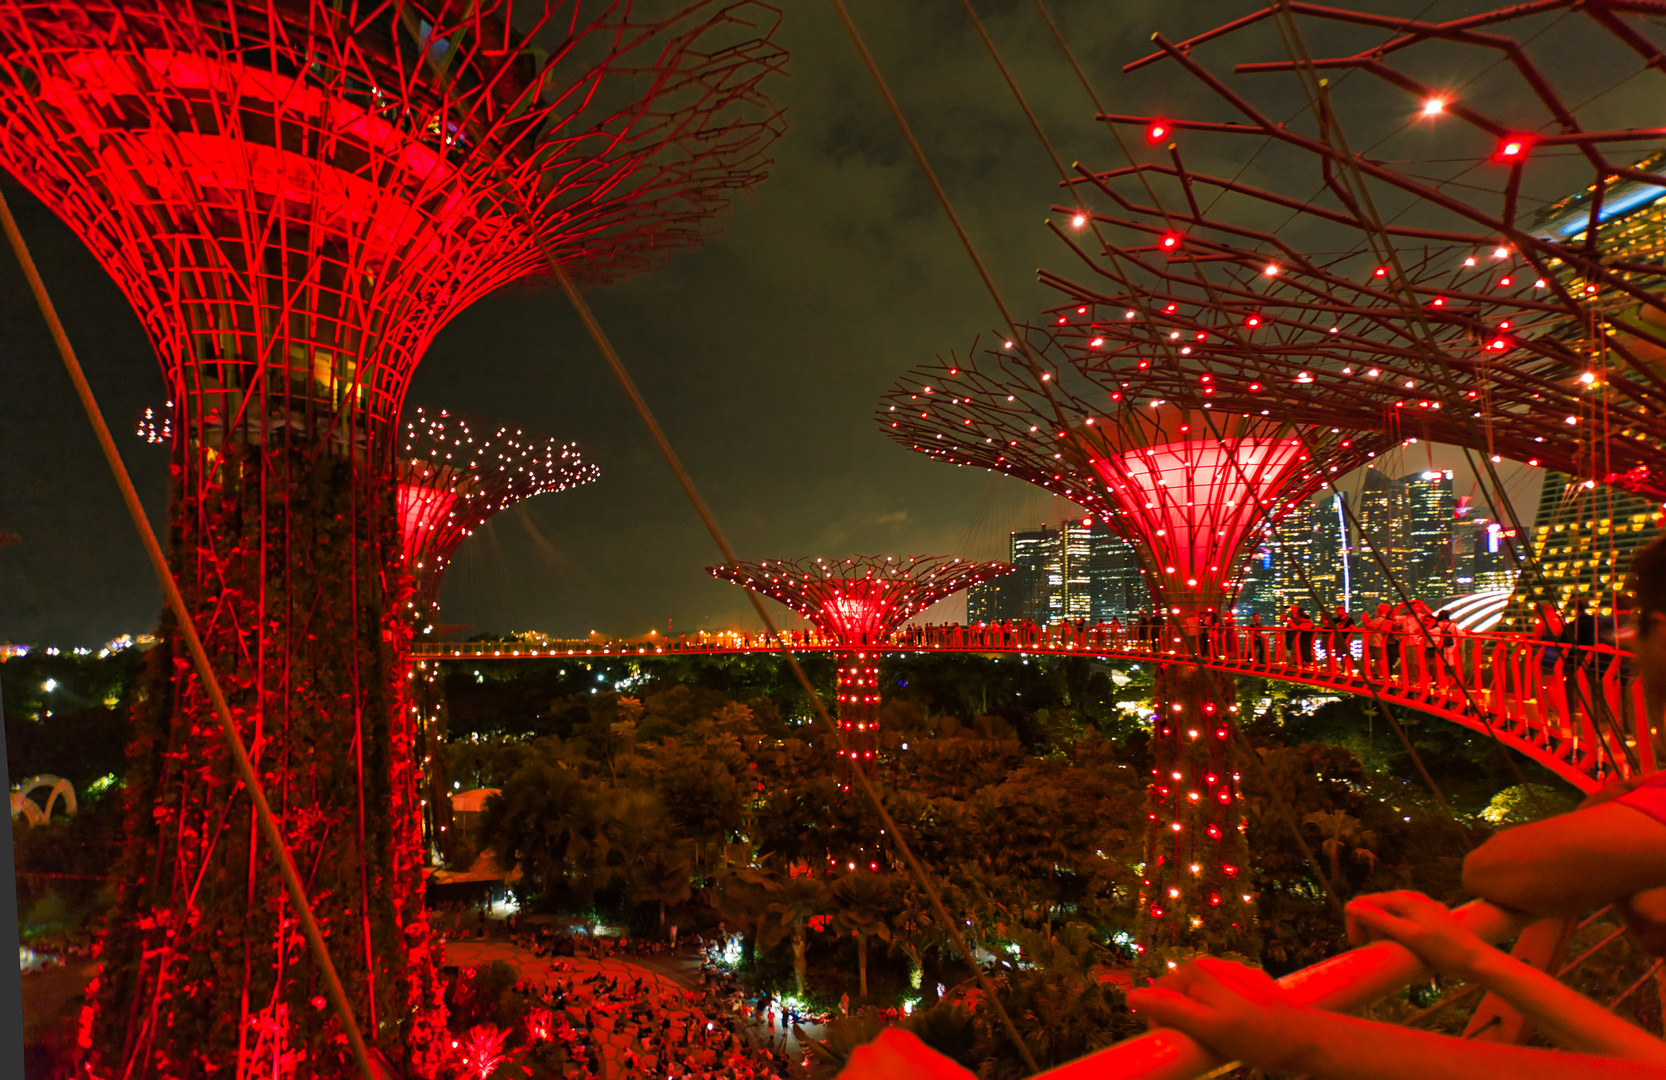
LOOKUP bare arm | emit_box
[1460,943,1664,1058]
[1463,801,1666,915]
[1343,892,1662,1059]
[1128,958,1666,1080]
[1282,1013,1666,1080]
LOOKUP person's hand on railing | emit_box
[1346,891,1666,1061]
[1343,892,1489,980]
[1124,956,1310,1075]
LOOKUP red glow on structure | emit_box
[1161,232,1182,250]
[1496,134,1532,161]
[710,555,1011,646]
[5,3,786,1073]
[399,408,598,609]
[1080,415,1308,602]
[1147,121,1170,144]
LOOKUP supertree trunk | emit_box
[412,648,454,865]
[1137,658,1254,966]
[93,433,444,1078]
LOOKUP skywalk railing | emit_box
[414,622,1653,788]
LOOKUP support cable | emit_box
[0,188,384,1080]
[550,264,1038,1075]
[826,0,1072,452]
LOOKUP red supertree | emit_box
[398,406,597,860]
[0,2,783,1075]
[708,555,1011,784]
[398,406,599,612]
[880,336,1386,959]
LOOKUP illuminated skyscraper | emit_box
[1521,474,1661,616]
[1402,470,1458,600]
[965,521,1146,624]
[1087,524,1146,622]
[1351,469,1402,613]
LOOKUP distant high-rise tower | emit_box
[964,520,1148,625]
[1401,470,1457,600]
[1268,498,1324,615]
[1087,523,1146,622]
[1006,525,1060,623]
[1351,468,1403,612]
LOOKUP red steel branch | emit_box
[1036,1,1666,497]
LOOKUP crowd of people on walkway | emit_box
[437,919,812,1080]
[506,959,797,1080]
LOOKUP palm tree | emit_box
[1303,809,1379,892]
[831,872,896,998]
[761,874,831,997]
[628,845,693,931]
[712,866,774,966]
[480,756,599,902]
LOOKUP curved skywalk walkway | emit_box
[415,627,1654,794]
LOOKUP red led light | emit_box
[1160,232,1181,250]
[1146,121,1169,144]
[1245,315,1261,328]
[1496,135,1531,160]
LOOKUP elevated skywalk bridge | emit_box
[414,624,1655,794]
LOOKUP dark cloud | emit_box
[0,2,1556,644]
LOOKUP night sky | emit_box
[0,2,1549,646]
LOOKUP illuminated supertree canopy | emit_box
[879,335,1388,611]
[0,2,784,1075]
[707,555,1013,645]
[1039,1,1666,498]
[399,406,599,610]
[709,554,1010,792]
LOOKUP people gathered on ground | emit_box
[438,923,802,1080]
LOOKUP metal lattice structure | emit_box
[879,336,1389,611]
[398,406,599,610]
[0,2,784,1075]
[708,555,1013,645]
[709,555,1011,785]
[1039,1,1666,501]
[879,336,1386,962]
